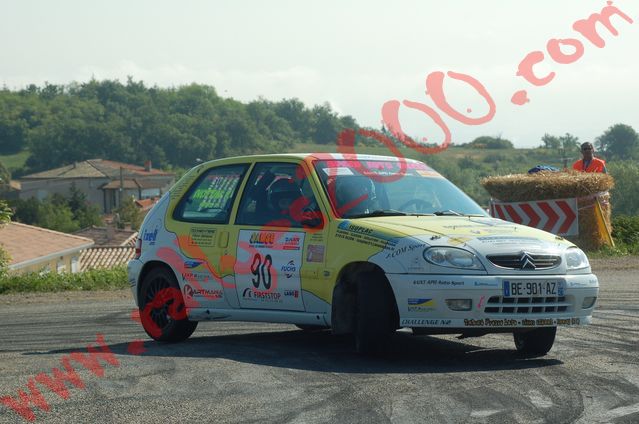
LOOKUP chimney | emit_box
[144,160,152,172]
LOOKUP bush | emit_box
[611,215,639,252]
[608,162,639,216]
[0,266,128,294]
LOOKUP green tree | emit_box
[559,133,580,152]
[10,196,81,233]
[608,162,639,216]
[596,124,639,160]
[115,195,142,230]
[469,136,514,149]
[541,133,561,149]
[0,160,10,192]
[310,103,340,144]
[37,199,79,233]
[68,183,102,228]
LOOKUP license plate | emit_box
[503,280,565,297]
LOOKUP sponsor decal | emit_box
[184,260,204,269]
[189,227,216,247]
[336,221,397,250]
[464,318,518,327]
[384,243,428,260]
[281,260,296,278]
[283,235,301,251]
[284,289,300,298]
[249,232,276,246]
[400,319,452,326]
[241,287,282,301]
[557,318,581,325]
[306,244,325,263]
[181,271,209,282]
[476,236,544,245]
[182,284,223,299]
[407,298,436,312]
[412,279,464,287]
[142,228,158,245]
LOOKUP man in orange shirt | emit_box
[572,142,607,173]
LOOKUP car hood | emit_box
[358,215,558,238]
[344,216,577,274]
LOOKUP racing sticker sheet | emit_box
[235,230,306,311]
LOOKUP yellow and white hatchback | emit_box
[128,153,598,354]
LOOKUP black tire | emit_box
[139,267,198,342]
[514,327,556,356]
[295,324,329,332]
[354,271,395,354]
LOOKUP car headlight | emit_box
[423,247,485,270]
[565,247,590,270]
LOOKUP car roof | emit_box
[199,153,425,167]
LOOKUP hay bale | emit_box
[481,171,614,202]
[481,171,615,250]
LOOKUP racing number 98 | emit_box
[250,253,272,289]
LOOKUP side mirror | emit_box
[300,209,323,228]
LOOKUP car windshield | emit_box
[314,159,487,218]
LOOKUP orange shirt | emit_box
[572,157,607,173]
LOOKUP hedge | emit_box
[0,266,128,295]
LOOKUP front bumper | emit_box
[386,273,598,329]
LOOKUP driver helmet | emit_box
[335,176,376,214]
[267,178,302,213]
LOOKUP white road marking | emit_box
[470,409,502,418]
[528,390,554,409]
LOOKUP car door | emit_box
[232,160,326,311]
[168,163,249,309]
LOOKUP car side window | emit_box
[235,162,320,228]
[173,164,247,224]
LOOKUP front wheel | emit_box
[514,327,556,356]
[139,267,197,342]
[354,271,395,354]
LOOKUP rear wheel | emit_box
[514,327,556,356]
[354,271,395,354]
[139,267,197,342]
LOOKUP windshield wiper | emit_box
[348,209,407,219]
[433,210,462,216]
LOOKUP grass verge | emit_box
[0,266,128,295]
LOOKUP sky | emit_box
[1,0,638,148]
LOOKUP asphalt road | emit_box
[1,258,637,424]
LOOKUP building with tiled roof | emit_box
[73,225,138,247]
[18,159,175,214]
[0,222,94,275]
[80,246,135,271]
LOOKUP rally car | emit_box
[128,153,598,354]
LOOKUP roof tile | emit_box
[0,222,94,266]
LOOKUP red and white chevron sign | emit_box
[490,198,578,236]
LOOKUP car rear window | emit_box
[173,164,248,224]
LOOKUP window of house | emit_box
[57,260,66,273]
[173,164,248,224]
